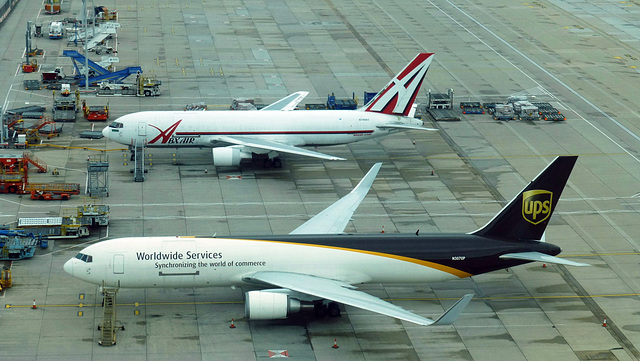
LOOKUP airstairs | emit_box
[98,286,120,346]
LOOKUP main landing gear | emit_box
[262,157,282,168]
[314,301,341,318]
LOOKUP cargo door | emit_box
[137,122,147,137]
[113,254,124,274]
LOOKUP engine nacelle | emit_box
[244,290,301,320]
[212,147,250,166]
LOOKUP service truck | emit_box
[49,22,63,39]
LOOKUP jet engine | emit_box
[212,147,250,166]
[244,290,302,320]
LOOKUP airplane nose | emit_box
[102,126,109,139]
[63,259,73,275]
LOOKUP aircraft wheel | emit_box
[328,302,341,317]
[272,157,282,168]
[314,303,328,317]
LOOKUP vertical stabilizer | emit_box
[472,156,577,242]
[364,53,434,116]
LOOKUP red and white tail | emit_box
[363,53,434,116]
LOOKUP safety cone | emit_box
[602,318,607,327]
[542,263,546,268]
[229,318,236,329]
[381,226,385,234]
[431,169,434,176]
[332,338,339,349]
[32,299,37,309]
[204,168,208,174]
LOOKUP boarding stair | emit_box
[62,50,141,86]
[98,286,118,346]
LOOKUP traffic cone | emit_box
[381,226,385,234]
[542,263,546,268]
[602,318,607,327]
[32,299,37,309]
[229,318,236,329]
[204,168,208,174]
[332,338,339,349]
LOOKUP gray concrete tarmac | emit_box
[1,0,640,360]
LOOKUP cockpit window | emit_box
[108,121,123,129]
[75,253,93,263]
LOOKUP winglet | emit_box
[432,294,474,325]
[290,163,382,235]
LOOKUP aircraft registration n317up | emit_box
[102,53,437,168]
[64,156,587,326]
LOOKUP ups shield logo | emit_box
[522,190,552,225]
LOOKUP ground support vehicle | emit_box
[304,103,327,110]
[542,112,566,121]
[460,101,481,108]
[23,80,41,90]
[22,59,38,73]
[460,101,484,114]
[462,106,484,114]
[493,103,517,121]
[96,75,161,97]
[52,91,79,122]
[41,68,64,84]
[44,0,61,14]
[0,231,40,260]
[49,21,63,39]
[17,217,89,238]
[63,50,141,87]
[327,93,357,110]
[82,100,109,120]
[426,89,459,121]
[30,190,71,200]
[74,205,110,226]
[24,182,80,196]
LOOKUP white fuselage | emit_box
[103,110,422,148]
[63,237,457,289]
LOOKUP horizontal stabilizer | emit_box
[377,123,438,131]
[500,252,589,267]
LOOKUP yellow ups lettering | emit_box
[522,190,553,225]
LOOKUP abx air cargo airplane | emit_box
[102,53,437,168]
[64,156,587,326]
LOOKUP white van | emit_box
[49,22,63,39]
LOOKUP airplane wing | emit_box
[246,271,473,326]
[260,91,309,111]
[290,163,382,234]
[500,252,590,266]
[214,135,345,161]
[377,124,438,131]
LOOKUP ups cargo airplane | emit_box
[102,53,437,168]
[64,156,587,326]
